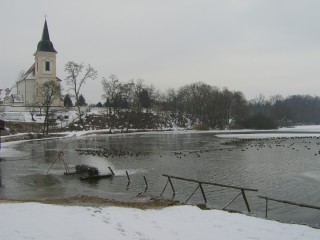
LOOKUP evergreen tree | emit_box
[96,102,103,107]
[64,94,73,107]
[77,94,87,106]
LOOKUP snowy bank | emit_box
[1,203,319,240]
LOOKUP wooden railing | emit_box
[161,174,258,212]
[258,195,320,218]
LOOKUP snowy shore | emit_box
[1,202,319,240]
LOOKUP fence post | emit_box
[265,198,268,218]
[199,183,207,203]
[168,177,176,196]
[241,189,251,212]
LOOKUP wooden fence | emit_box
[258,195,320,218]
[161,174,258,212]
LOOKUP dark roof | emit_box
[36,20,57,53]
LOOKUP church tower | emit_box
[34,20,57,83]
[33,20,63,106]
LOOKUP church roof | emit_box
[21,63,36,80]
[36,20,57,53]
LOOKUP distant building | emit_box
[3,20,63,107]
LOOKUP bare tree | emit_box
[101,74,121,116]
[65,61,98,124]
[37,81,60,135]
[25,103,37,121]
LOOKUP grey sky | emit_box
[1,0,320,104]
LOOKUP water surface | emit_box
[1,132,320,227]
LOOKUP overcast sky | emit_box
[1,0,320,104]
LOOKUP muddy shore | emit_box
[0,195,182,209]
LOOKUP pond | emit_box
[1,131,320,227]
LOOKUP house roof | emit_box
[36,20,57,53]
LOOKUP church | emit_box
[3,20,63,107]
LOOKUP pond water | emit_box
[1,132,320,227]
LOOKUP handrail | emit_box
[163,174,258,192]
[161,174,258,212]
[258,195,320,218]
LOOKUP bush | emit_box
[193,123,210,130]
[241,113,278,130]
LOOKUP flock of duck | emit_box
[76,136,320,159]
[76,146,144,158]
[224,136,320,156]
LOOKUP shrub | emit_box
[241,113,278,130]
[193,123,209,130]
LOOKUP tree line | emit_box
[38,61,320,134]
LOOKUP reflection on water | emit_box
[1,132,320,227]
[20,174,61,187]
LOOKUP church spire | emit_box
[36,19,57,53]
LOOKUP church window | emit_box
[45,61,50,71]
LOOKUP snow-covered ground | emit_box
[1,203,319,240]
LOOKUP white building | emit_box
[3,20,63,107]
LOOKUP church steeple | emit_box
[36,20,57,53]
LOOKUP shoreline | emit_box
[0,195,182,209]
[3,125,320,145]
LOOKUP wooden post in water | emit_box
[126,171,131,188]
[126,171,130,182]
[108,167,115,176]
[143,176,148,190]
